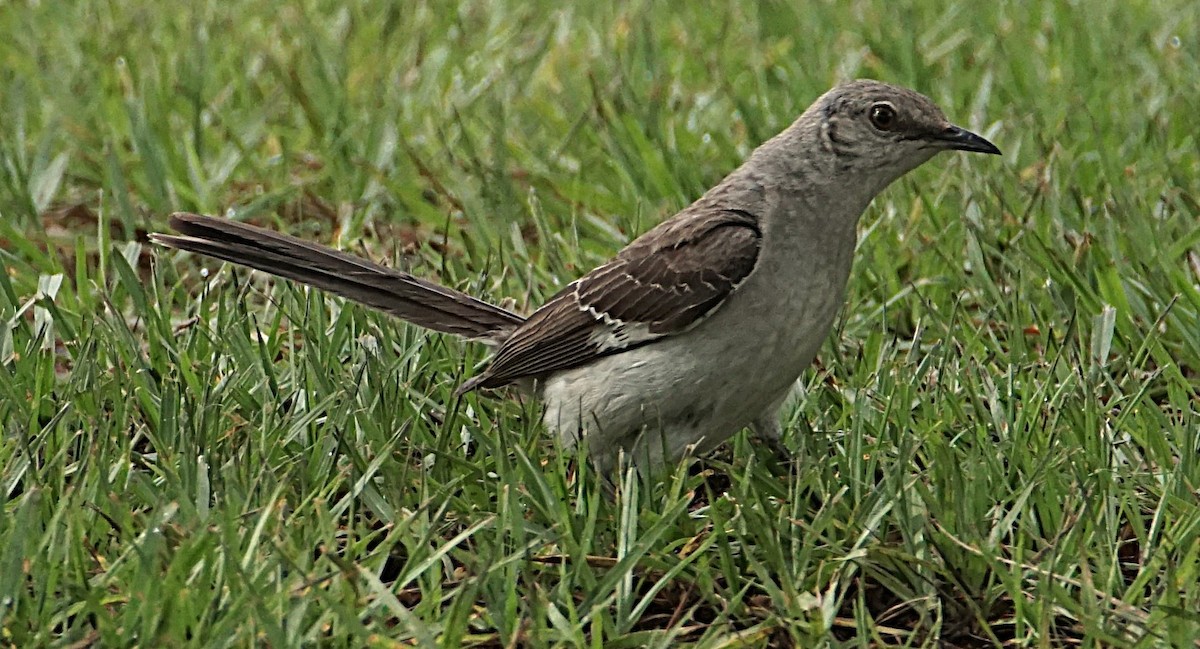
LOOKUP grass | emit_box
[1,0,1199,646]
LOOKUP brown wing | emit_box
[458,208,761,391]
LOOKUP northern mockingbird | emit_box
[151,79,1000,473]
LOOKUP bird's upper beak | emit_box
[934,125,1001,155]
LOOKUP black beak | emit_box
[935,125,1001,155]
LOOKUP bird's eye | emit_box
[869,103,897,130]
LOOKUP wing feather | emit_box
[459,208,761,391]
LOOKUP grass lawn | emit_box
[2,0,1199,646]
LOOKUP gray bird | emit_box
[151,79,1000,473]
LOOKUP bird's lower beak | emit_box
[936,125,1001,155]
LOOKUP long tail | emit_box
[150,212,525,342]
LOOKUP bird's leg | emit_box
[750,402,792,462]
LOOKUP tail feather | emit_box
[150,212,525,341]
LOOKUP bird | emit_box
[150,79,1000,474]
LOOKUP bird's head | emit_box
[805,79,1000,192]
